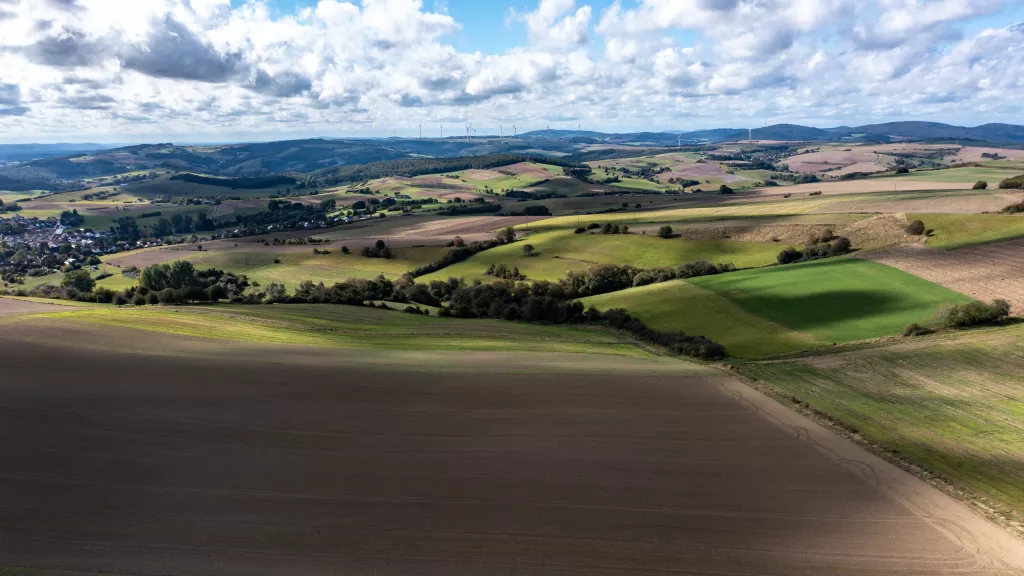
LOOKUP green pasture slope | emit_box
[581,258,973,357]
[580,280,815,358]
[739,323,1024,520]
[421,230,781,283]
[690,258,973,344]
[911,213,1024,250]
[179,247,449,288]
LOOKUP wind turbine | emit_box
[513,125,517,139]
[418,124,422,139]
[440,124,443,139]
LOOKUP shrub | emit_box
[574,227,586,234]
[935,299,1011,329]
[586,223,601,230]
[895,166,910,174]
[146,291,160,305]
[1002,202,1024,214]
[826,236,852,257]
[132,294,146,306]
[657,225,674,239]
[341,246,350,254]
[973,180,988,190]
[903,323,933,337]
[522,244,535,256]
[777,247,803,264]
[93,287,117,304]
[905,220,926,235]
[808,191,823,196]
[113,294,129,306]
[719,185,734,194]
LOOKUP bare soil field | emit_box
[951,147,1024,164]
[786,150,887,174]
[673,213,915,251]
[0,297,76,316]
[661,162,751,184]
[0,320,1021,575]
[753,179,973,196]
[814,192,1024,214]
[865,239,1024,311]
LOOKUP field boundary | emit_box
[723,358,1024,542]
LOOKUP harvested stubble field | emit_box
[737,324,1024,537]
[866,239,1024,311]
[1,307,1022,575]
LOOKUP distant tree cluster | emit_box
[776,229,852,264]
[59,209,84,226]
[485,264,525,281]
[170,173,297,189]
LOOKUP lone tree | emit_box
[905,219,926,235]
[657,225,674,239]
[973,180,988,190]
[522,244,536,257]
[719,184,734,194]
[62,269,95,293]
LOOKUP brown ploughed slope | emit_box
[0,322,1020,575]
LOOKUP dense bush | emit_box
[777,234,852,265]
[361,240,393,259]
[719,185,734,194]
[935,300,1011,329]
[905,220,926,235]
[998,175,1024,189]
[973,180,988,190]
[657,225,674,239]
[903,323,934,337]
[61,269,95,293]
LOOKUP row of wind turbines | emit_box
[414,123,520,142]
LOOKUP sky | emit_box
[0,0,1023,143]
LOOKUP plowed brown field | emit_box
[866,239,1024,311]
[1,320,1021,575]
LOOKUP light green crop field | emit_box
[739,324,1024,520]
[29,304,650,357]
[522,198,839,231]
[6,263,133,292]
[580,280,816,358]
[421,231,781,283]
[690,258,974,344]
[883,167,1023,184]
[610,177,672,192]
[911,213,1024,250]
[178,247,448,288]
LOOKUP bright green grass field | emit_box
[739,324,1024,519]
[179,247,448,288]
[580,280,816,358]
[910,213,1024,250]
[883,167,1022,184]
[421,231,781,283]
[690,258,974,344]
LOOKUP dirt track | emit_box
[866,240,1024,311]
[1,322,1021,575]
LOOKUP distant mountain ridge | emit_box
[523,122,1024,144]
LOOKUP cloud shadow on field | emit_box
[722,289,906,332]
